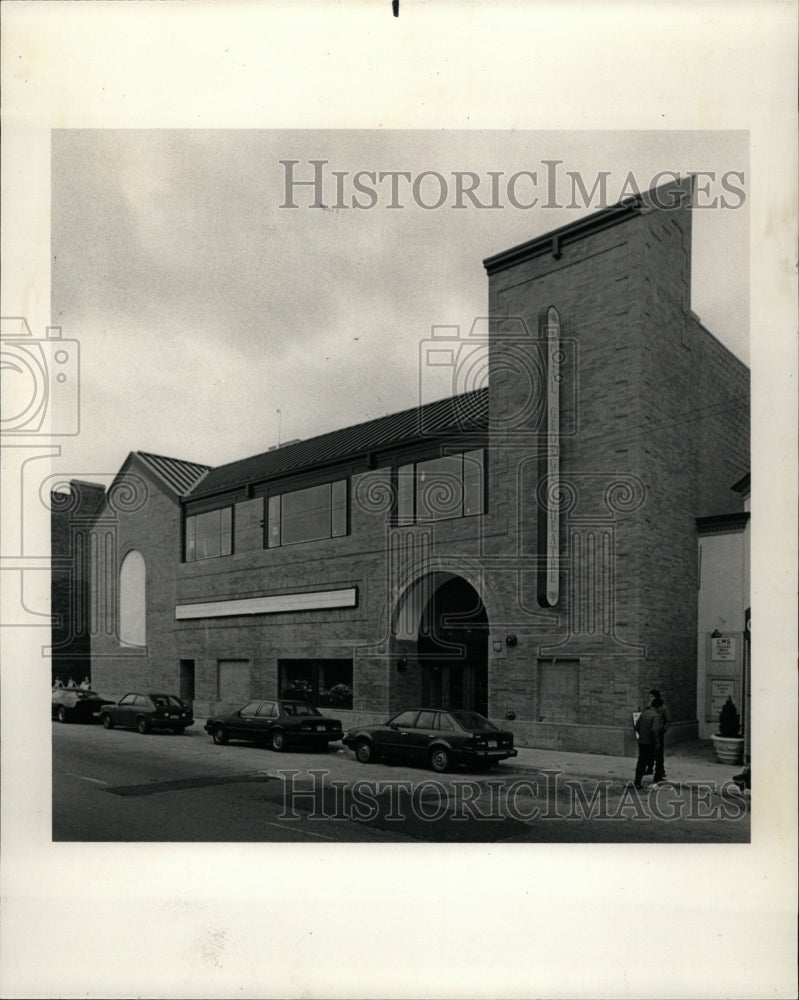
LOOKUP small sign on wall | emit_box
[708,677,737,721]
[711,636,736,661]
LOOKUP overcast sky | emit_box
[51,129,748,483]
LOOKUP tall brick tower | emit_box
[482,180,749,752]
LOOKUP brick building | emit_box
[83,181,750,754]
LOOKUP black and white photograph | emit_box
[1,3,796,999]
[46,130,754,847]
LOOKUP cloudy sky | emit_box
[51,129,748,482]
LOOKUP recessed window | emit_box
[119,550,146,645]
[268,480,349,548]
[278,658,353,709]
[397,450,484,524]
[185,508,232,562]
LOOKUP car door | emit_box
[113,693,137,726]
[227,700,262,740]
[404,710,438,761]
[378,710,419,760]
[134,694,153,722]
[253,701,279,739]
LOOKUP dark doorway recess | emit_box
[418,576,488,716]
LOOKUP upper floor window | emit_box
[267,480,348,548]
[397,449,484,524]
[185,507,232,561]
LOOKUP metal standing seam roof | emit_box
[186,388,489,500]
[134,451,211,497]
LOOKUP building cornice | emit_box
[483,198,643,276]
[696,512,750,535]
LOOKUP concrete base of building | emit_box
[508,719,698,757]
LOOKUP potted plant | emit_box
[711,696,744,765]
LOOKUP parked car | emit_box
[100,692,194,734]
[343,708,518,772]
[52,687,114,724]
[204,699,343,751]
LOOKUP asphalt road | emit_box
[52,721,750,843]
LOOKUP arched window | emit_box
[119,550,146,646]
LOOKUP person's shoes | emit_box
[633,782,644,789]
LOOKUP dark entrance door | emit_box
[179,659,195,702]
[418,577,488,716]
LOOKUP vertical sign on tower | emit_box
[537,306,561,607]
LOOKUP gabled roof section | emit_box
[186,388,489,501]
[133,451,211,497]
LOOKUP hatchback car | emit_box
[100,692,194,734]
[204,699,343,751]
[52,687,114,724]
[343,708,518,772]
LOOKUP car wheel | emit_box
[354,739,373,764]
[172,726,185,735]
[57,706,69,724]
[101,713,114,729]
[212,725,228,745]
[136,716,151,735]
[429,746,450,773]
[270,730,287,752]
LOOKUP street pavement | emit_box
[52,723,750,842]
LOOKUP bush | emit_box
[319,683,353,709]
[282,680,314,701]
[718,696,741,738]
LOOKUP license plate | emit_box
[316,723,325,732]
[487,740,497,748]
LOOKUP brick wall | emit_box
[90,462,185,700]
[484,183,749,740]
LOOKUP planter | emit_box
[711,734,744,765]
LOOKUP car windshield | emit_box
[449,710,499,732]
[281,702,320,717]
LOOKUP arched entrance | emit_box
[417,576,488,715]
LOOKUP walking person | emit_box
[633,697,662,789]
[650,689,670,782]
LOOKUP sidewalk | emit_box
[502,738,745,788]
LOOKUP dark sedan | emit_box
[205,699,343,752]
[343,708,518,772]
[52,688,114,724]
[100,692,194,734]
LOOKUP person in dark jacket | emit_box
[650,689,670,781]
[633,699,662,788]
